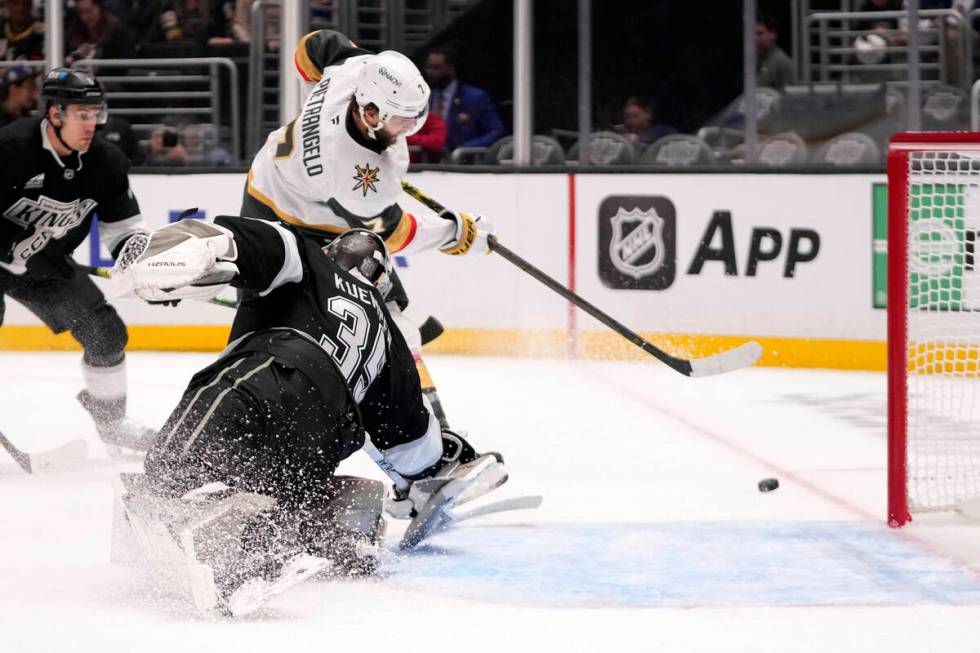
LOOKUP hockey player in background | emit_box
[110,218,507,615]
[241,30,501,508]
[0,67,154,452]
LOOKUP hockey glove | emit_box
[111,220,239,303]
[439,211,495,256]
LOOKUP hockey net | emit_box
[888,132,980,526]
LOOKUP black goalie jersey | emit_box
[0,117,142,276]
[215,214,435,461]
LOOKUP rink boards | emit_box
[0,170,892,370]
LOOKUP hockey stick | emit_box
[400,180,763,378]
[83,265,240,309]
[418,315,444,346]
[0,429,88,473]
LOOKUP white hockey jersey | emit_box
[245,30,456,255]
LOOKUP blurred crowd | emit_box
[2,1,979,169]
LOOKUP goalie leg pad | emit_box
[114,473,309,615]
[295,476,386,576]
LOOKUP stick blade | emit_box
[29,438,89,472]
[688,341,763,378]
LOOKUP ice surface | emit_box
[2,352,980,652]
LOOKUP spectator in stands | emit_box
[756,12,796,91]
[424,45,506,153]
[614,96,676,148]
[0,64,35,126]
[310,1,334,28]
[228,0,279,49]
[99,115,144,165]
[144,126,189,166]
[229,0,254,42]
[148,0,232,46]
[908,0,979,86]
[112,0,163,45]
[65,0,137,65]
[856,0,905,33]
[205,1,239,45]
[180,122,231,166]
[852,1,971,83]
[0,0,44,61]
[407,110,447,164]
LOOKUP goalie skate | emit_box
[400,454,508,550]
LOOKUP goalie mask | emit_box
[354,51,430,140]
[323,229,393,298]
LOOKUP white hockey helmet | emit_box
[354,50,430,139]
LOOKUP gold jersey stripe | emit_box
[294,31,322,83]
[384,212,416,252]
[246,169,346,234]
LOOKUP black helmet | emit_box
[42,68,104,106]
[323,229,393,297]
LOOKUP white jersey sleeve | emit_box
[245,30,458,256]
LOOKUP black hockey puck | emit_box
[758,478,779,492]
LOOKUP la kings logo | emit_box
[4,195,97,264]
[598,196,676,290]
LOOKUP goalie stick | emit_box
[400,180,763,377]
[0,430,88,473]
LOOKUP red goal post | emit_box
[888,131,980,527]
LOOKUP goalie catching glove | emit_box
[439,211,495,256]
[111,220,239,303]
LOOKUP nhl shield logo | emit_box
[598,196,676,290]
[609,207,666,279]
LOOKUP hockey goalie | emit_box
[110,217,507,617]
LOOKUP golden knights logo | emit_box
[352,163,381,197]
[598,196,676,290]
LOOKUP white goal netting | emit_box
[905,150,980,513]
